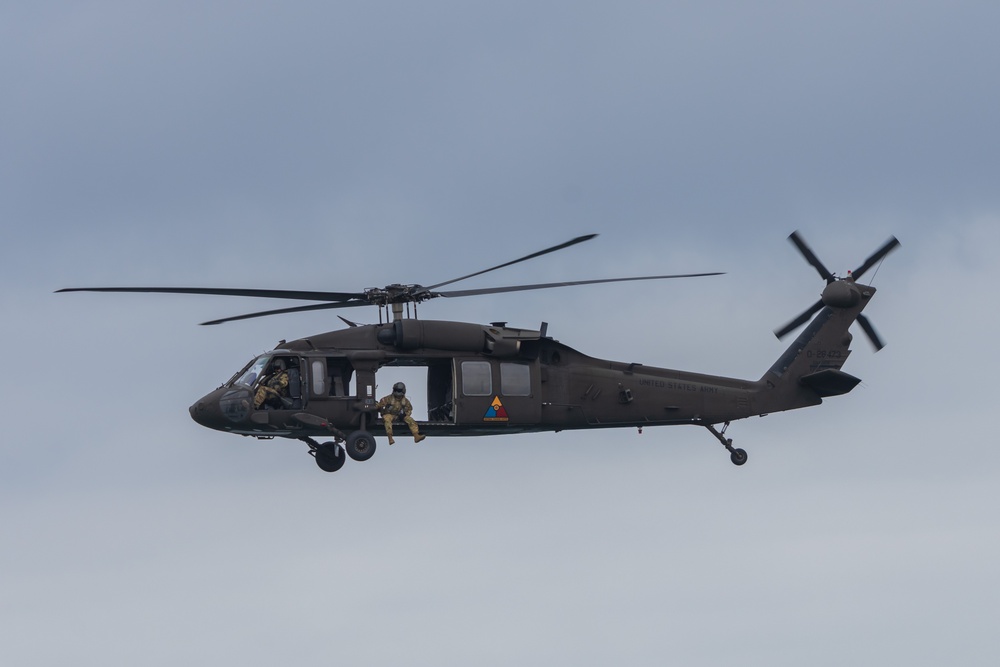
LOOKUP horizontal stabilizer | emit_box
[799,369,862,397]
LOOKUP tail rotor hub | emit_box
[821,280,861,309]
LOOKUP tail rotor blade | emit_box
[774,299,824,339]
[775,231,897,351]
[852,236,900,280]
[789,231,835,283]
[856,314,885,351]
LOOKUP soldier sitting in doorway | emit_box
[376,382,425,445]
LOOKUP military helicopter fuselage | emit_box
[190,277,876,468]
[62,232,899,472]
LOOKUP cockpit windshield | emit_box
[227,356,270,388]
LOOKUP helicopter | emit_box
[58,231,898,472]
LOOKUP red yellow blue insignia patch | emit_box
[483,395,509,422]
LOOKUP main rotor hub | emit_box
[363,284,433,307]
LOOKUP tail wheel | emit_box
[730,448,748,466]
[346,431,377,462]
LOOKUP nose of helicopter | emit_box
[189,394,221,429]
[189,387,252,430]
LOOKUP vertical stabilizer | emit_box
[751,232,899,416]
[755,281,875,414]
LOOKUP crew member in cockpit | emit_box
[254,359,290,409]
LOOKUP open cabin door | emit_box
[374,359,456,426]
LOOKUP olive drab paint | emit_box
[58,232,899,473]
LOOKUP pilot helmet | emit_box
[393,382,406,395]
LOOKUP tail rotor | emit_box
[775,232,899,351]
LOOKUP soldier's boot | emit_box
[388,435,395,445]
[408,422,425,443]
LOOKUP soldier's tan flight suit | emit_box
[254,369,289,409]
[376,392,425,444]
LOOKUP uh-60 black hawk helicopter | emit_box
[59,232,898,473]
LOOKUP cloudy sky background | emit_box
[3,2,999,664]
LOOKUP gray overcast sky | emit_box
[3,2,999,665]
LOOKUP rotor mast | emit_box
[363,284,428,322]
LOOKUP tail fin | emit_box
[755,281,875,414]
[752,232,899,415]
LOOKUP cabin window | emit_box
[500,362,531,396]
[326,360,354,396]
[461,361,492,396]
[311,360,327,396]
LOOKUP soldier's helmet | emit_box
[273,359,286,371]
[393,382,406,395]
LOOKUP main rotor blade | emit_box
[788,231,835,283]
[774,299,824,339]
[56,286,365,302]
[851,236,900,280]
[434,272,724,299]
[200,300,370,326]
[425,234,598,291]
[855,314,885,351]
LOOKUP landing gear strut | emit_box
[704,422,748,466]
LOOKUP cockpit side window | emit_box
[230,356,270,388]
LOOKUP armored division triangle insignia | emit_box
[483,395,509,422]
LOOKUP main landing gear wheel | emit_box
[315,442,346,472]
[346,431,377,462]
